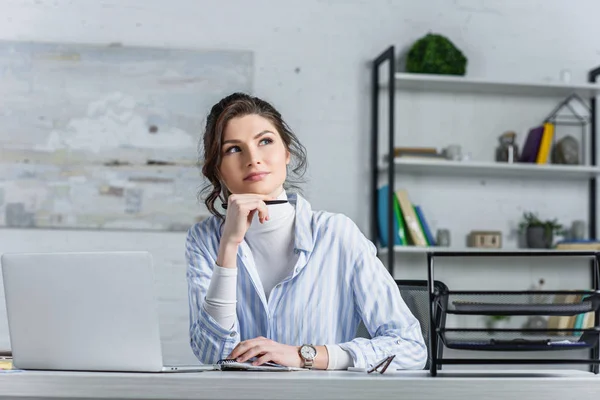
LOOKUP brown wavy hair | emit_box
[198,92,308,219]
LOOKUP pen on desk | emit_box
[221,200,288,210]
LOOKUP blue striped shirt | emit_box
[185,192,427,370]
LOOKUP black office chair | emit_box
[355,279,448,370]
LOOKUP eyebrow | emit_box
[222,130,274,145]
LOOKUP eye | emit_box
[259,138,273,145]
[225,145,241,154]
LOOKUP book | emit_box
[393,194,408,245]
[395,189,428,246]
[377,185,403,247]
[555,240,600,250]
[217,359,306,371]
[414,205,435,246]
[535,122,555,164]
[519,126,544,163]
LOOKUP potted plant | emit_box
[518,212,563,249]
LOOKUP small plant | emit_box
[518,212,563,235]
[406,33,467,76]
[519,212,564,248]
[485,315,511,330]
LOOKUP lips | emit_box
[244,172,270,182]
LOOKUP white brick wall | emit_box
[0,0,599,366]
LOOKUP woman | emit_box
[186,93,426,370]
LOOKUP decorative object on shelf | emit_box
[522,315,548,332]
[552,135,580,165]
[523,278,550,333]
[390,146,446,161]
[436,228,451,247]
[495,131,519,163]
[570,220,586,241]
[527,278,550,304]
[560,69,572,83]
[442,144,462,161]
[484,315,511,331]
[544,93,590,165]
[468,230,502,248]
[518,212,563,249]
[405,33,467,76]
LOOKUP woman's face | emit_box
[219,114,290,198]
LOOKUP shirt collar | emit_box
[287,192,314,253]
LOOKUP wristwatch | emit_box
[299,344,317,369]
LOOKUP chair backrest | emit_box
[354,279,447,370]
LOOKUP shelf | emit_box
[382,158,600,180]
[391,72,600,98]
[378,246,599,256]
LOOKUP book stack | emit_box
[377,185,435,247]
[547,293,595,336]
[555,240,600,250]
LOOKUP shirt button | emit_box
[276,284,281,289]
[396,340,401,344]
[230,332,236,337]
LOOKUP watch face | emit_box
[301,345,316,360]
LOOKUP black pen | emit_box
[221,200,288,210]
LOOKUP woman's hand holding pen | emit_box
[216,194,272,269]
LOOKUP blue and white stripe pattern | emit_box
[186,192,427,370]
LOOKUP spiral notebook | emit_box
[217,359,306,372]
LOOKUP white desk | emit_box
[0,370,599,400]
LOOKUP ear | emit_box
[285,150,291,165]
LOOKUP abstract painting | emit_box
[0,41,253,230]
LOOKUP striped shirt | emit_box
[185,192,427,370]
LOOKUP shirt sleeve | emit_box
[204,265,238,330]
[325,345,354,370]
[336,240,428,370]
[185,226,240,364]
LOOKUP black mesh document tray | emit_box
[443,292,600,316]
[441,329,599,351]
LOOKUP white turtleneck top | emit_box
[203,190,353,370]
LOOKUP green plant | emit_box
[518,212,563,235]
[485,314,511,330]
[406,33,467,75]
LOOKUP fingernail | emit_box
[236,357,241,362]
[252,361,258,366]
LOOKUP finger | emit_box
[228,337,265,359]
[253,352,274,366]
[237,199,269,223]
[236,344,269,363]
[256,200,269,223]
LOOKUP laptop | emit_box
[1,251,214,373]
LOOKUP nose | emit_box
[245,147,262,167]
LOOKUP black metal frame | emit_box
[370,45,600,375]
[371,46,395,272]
[426,250,600,376]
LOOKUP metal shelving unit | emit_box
[370,45,600,374]
[370,44,600,271]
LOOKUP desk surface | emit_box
[0,369,599,400]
